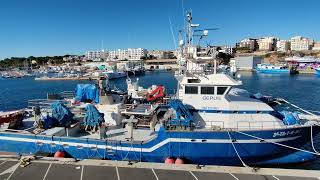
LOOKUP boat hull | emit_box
[315,69,320,75]
[106,72,127,79]
[127,70,145,76]
[0,125,318,166]
[256,68,289,74]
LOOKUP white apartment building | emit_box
[276,40,290,52]
[239,38,257,51]
[86,50,108,61]
[109,48,147,61]
[257,37,278,51]
[290,36,314,51]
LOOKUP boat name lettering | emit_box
[202,107,218,110]
[202,96,221,101]
[273,129,301,137]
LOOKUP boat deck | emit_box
[2,116,159,143]
[0,157,318,180]
[121,104,159,116]
[74,128,157,142]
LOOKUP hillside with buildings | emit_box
[85,48,177,62]
[84,35,319,63]
[237,36,318,52]
[2,35,319,69]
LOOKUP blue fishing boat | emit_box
[0,12,320,167]
[256,64,289,73]
[315,68,320,75]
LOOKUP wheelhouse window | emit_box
[187,79,200,83]
[217,87,228,95]
[185,86,198,94]
[201,86,215,94]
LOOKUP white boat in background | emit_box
[285,56,320,63]
[103,70,127,79]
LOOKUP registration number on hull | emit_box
[273,129,302,137]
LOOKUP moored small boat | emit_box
[256,64,289,73]
[102,70,127,79]
[0,110,24,129]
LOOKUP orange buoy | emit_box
[54,151,65,158]
[175,158,185,164]
[164,157,175,164]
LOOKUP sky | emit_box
[0,0,319,59]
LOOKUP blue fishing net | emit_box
[51,101,74,126]
[83,104,104,127]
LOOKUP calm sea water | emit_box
[1,70,320,169]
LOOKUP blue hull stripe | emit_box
[0,135,301,153]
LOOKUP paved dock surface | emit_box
[0,158,318,180]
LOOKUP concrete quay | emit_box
[0,157,318,180]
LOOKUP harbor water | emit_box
[1,70,320,169]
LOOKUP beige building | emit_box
[257,37,278,51]
[148,50,164,59]
[239,38,258,51]
[290,36,313,51]
[312,42,320,51]
[276,40,290,52]
[148,50,176,59]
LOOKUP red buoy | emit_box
[164,157,175,164]
[175,158,185,164]
[54,151,65,158]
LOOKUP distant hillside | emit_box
[0,55,74,69]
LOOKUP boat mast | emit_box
[175,11,219,96]
[186,12,193,47]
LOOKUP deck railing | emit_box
[236,121,285,130]
[200,120,286,131]
[47,91,75,100]
[27,99,71,110]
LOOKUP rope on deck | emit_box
[307,110,320,115]
[277,98,319,117]
[235,129,320,156]
[275,98,320,154]
[310,125,320,154]
[227,131,249,167]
